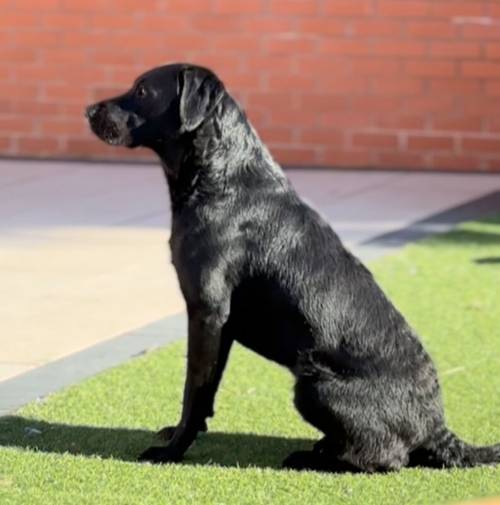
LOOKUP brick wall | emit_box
[1,0,500,171]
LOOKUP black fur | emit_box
[86,63,499,472]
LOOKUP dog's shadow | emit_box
[0,416,314,469]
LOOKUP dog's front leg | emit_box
[139,303,230,464]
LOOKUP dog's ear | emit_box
[179,67,225,132]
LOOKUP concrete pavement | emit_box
[1,159,499,413]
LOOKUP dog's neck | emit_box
[151,96,286,213]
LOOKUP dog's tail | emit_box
[413,426,500,468]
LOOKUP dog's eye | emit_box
[136,85,147,98]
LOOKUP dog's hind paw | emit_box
[282,450,318,471]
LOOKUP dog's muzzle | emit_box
[86,102,142,147]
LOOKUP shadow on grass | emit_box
[0,416,315,469]
[474,256,500,265]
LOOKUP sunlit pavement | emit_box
[1,158,499,404]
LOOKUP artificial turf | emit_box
[1,216,499,505]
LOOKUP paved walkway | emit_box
[1,159,499,413]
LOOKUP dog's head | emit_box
[86,63,225,148]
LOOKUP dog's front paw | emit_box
[138,445,183,464]
[157,420,208,441]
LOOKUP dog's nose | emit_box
[85,104,99,119]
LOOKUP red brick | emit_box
[91,86,127,101]
[209,54,255,73]
[40,118,87,136]
[241,17,293,34]
[374,115,426,129]
[377,152,426,169]
[191,16,242,32]
[462,62,500,78]
[352,96,403,113]
[212,35,261,52]
[0,137,13,152]
[432,155,481,171]
[462,24,500,40]
[298,94,351,114]
[461,136,500,153]
[429,79,482,94]
[158,0,212,14]
[485,81,500,96]
[2,48,38,63]
[42,13,86,30]
[89,14,137,30]
[259,127,295,144]
[0,116,35,134]
[378,1,430,17]
[268,73,315,91]
[317,75,369,94]
[42,84,89,102]
[214,0,263,14]
[323,149,374,168]
[138,14,190,31]
[243,54,292,74]
[408,135,454,150]
[490,4,500,17]
[430,42,481,58]
[299,129,344,146]
[406,60,456,77]
[371,78,423,95]
[320,39,372,56]
[485,158,500,171]
[324,0,374,16]
[351,19,402,37]
[270,146,321,166]
[461,97,500,116]
[266,35,317,54]
[373,40,426,57]
[247,92,295,111]
[0,83,38,100]
[269,0,317,15]
[299,18,346,36]
[486,43,500,59]
[407,95,455,113]
[352,133,399,149]
[322,112,372,129]
[429,2,485,18]
[0,11,38,28]
[350,59,401,76]
[407,21,457,38]
[432,117,483,132]
[61,0,144,11]
[224,71,264,90]
[91,50,136,66]
[16,0,64,11]
[15,30,62,47]
[18,137,60,155]
[14,101,61,116]
[269,108,319,128]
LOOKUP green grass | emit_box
[1,216,500,505]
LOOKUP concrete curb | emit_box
[0,313,187,416]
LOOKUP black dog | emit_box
[86,63,499,472]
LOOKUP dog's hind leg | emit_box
[283,436,360,473]
[288,374,411,473]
